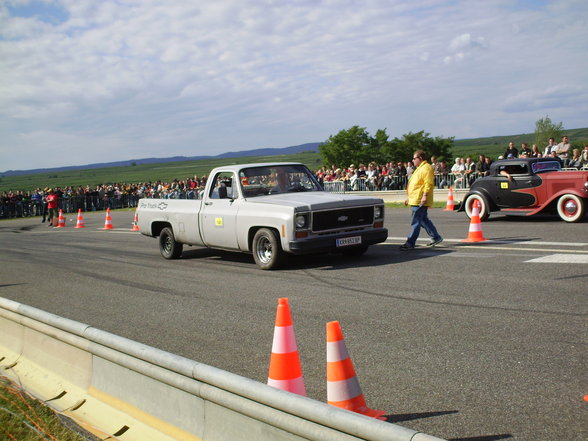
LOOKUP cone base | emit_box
[461,236,487,242]
[267,377,306,396]
[329,394,387,420]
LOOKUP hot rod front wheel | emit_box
[464,194,490,221]
[556,194,585,222]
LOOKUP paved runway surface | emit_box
[1,208,587,441]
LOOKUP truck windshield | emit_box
[239,165,322,197]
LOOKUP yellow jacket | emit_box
[406,161,434,207]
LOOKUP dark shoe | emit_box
[400,243,415,250]
[427,237,443,247]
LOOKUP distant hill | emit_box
[1,142,321,177]
[3,127,587,177]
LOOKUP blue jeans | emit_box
[406,205,441,246]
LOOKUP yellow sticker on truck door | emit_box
[215,217,223,226]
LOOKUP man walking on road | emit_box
[401,149,443,250]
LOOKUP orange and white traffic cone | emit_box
[326,321,386,419]
[56,209,66,228]
[267,298,306,396]
[462,200,487,242]
[102,208,113,230]
[443,187,455,211]
[131,209,140,231]
[74,209,85,228]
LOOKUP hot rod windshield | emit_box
[239,164,323,197]
[531,161,561,174]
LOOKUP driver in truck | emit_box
[272,168,290,193]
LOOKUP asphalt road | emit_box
[1,208,587,441]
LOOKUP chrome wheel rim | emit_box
[564,199,578,216]
[256,236,272,263]
[163,236,173,253]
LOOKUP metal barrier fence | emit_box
[0,296,446,441]
[0,194,141,219]
[322,174,469,193]
[0,190,204,219]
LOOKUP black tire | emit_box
[159,227,183,259]
[252,228,283,270]
[341,245,369,256]
[464,194,490,221]
[556,194,585,222]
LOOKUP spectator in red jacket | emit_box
[46,189,58,227]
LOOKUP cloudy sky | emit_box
[1,0,587,172]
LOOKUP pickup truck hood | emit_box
[247,191,383,211]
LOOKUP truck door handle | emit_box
[204,202,212,206]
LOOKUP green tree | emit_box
[534,116,563,149]
[319,126,454,167]
[390,131,454,162]
[319,126,375,168]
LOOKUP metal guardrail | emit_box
[0,297,445,441]
[322,174,472,193]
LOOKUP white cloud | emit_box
[1,0,587,171]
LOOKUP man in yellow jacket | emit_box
[401,150,443,250]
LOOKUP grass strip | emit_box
[0,376,97,441]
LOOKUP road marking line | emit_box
[380,242,588,254]
[525,254,588,264]
[386,237,588,247]
[455,245,588,254]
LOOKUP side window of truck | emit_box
[209,172,238,199]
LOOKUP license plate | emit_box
[336,236,362,247]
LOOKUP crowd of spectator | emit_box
[2,138,587,220]
[0,177,210,219]
[315,137,588,192]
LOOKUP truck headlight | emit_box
[295,214,307,229]
[374,206,383,219]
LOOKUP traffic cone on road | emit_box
[462,200,487,242]
[131,209,140,231]
[102,208,113,230]
[267,298,306,396]
[443,187,455,211]
[326,321,386,419]
[56,209,66,228]
[74,209,85,228]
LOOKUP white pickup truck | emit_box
[137,162,388,269]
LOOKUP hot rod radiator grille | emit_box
[312,206,374,232]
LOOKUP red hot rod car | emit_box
[458,158,588,222]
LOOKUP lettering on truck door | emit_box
[201,172,240,249]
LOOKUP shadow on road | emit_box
[180,243,454,270]
[385,409,458,423]
[448,435,512,441]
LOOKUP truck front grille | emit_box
[312,206,374,232]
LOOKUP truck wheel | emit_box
[252,228,283,270]
[464,194,489,221]
[557,194,585,222]
[159,227,183,259]
[341,245,369,256]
